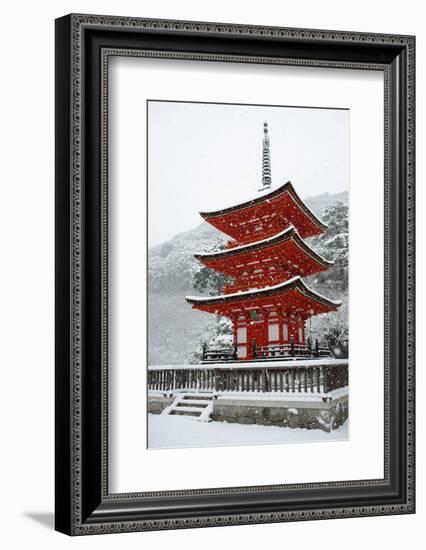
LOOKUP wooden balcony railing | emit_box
[202,339,332,363]
[254,342,331,359]
[201,344,237,362]
[147,363,348,395]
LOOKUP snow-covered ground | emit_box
[148,414,348,450]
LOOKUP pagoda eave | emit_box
[199,181,327,240]
[185,277,341,318]
[194,225,333,279]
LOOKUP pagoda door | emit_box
[267,312,280,348]
[235,315,248,360]
[247,312,267,358]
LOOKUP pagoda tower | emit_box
[186,122,341,361]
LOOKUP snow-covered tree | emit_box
[191,239,234,295]
[208,317,233,348]
[189,251,235,363]
[306,201,349,353]
[188,316,233,364]
[309,300,349,356]
[307,201,349,294]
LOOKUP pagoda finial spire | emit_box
[260,121,272,191]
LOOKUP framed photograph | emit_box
[55,14,415,535]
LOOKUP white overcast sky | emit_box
[148,101,349,246]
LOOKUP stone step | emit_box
[170,407,204,417]
[181,393,214,400]
[164,393,214,419]
[176,399,210,407]
[173,405,206,413]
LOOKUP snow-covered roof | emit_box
[194,224,334,267]
[185,275,342,308]
[199,226,295,256]
[199,181,281,215]
[199,181,327,231]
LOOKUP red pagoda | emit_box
[186,122,341,362]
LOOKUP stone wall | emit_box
[211,394,348,432]
[148,394,174,414]
[147,392,349,432]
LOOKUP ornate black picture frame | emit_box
[55,14,415,535]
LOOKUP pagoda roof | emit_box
[194,225,333,278]
[185,276,341,317]
[199,181,327,240]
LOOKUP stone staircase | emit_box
[161,392,214,421]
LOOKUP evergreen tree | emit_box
[307,201,349,353]
[307,201,349,294]
[188,240,235,362]
[190,239,234,295]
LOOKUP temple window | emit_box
[237,326,247,344]
[283,323,289,341]
[268,322,279,342]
